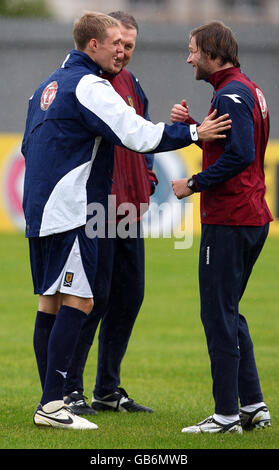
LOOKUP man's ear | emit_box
[88,38,98,52]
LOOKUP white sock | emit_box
[213,413,239,425]
[240,401,266,412]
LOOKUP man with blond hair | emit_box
[22,12,231,430]
[64,11,157,415]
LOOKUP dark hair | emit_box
[108,11,139,33]
[190,21,240,68]
[73,11,119,50]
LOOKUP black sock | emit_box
[40,305,87,406]
[33,311,56,390]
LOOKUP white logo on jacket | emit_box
[222,93,242,103]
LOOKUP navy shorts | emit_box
[28,225,98,298]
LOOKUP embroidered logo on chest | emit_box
[126,96,134,108]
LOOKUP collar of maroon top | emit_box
[207,66,241,90]
[101,70,123,81]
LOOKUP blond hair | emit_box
[73,11,120,50]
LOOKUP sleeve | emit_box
[147,169,158,195]
[75,74,196,155]
[21,94,38,158]
[131,74,155,170]
[194,90,255,191]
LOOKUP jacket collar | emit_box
[63,49,103,76]
[207,66,241,90]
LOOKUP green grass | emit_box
[0,233,278,452]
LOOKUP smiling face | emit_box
[119,24,137,68]
[89,26,124,74]
[187,35,214,81]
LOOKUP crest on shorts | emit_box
[63,271,74,287]
[40,81,58,111]
[127,96,134,108]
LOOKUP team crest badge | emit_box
[40,81,58,111]
[256,88,268,119]
[127,96,134,108]
[63,271,74,287]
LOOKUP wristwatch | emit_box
[187,177,196,192]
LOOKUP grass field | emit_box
[0,232,278,458]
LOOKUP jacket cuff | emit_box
[148,169,158,195]
[192,175,201,192]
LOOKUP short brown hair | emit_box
[73,11,120,50]
[108,11,139,33]
[190,21,240,68]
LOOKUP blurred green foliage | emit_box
[0,0,52,18]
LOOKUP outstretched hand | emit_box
[197,109,231,142]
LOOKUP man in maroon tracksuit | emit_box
[172,21,273,434]
[64,12,156,413]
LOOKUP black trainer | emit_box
[64,391,97,415]
[239,405,271,430]
[92,387,153,413]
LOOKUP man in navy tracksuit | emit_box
[63,12,157,414]
[172,21,273,434]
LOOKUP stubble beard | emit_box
[195,64,210,81]
[194,54,212,81]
